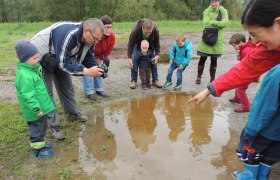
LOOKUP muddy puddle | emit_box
[48,93,242,179]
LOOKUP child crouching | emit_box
[163,33,192,90]
[15,40,55,158]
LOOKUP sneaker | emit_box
[33,147,54,158]
[142,85,148,90]
[86,94,96,101]
[96,91,108,98]
[152,80,163,88]
[147,84,152,88]
[163,81,172,89]
[67,113,88,122]
[50,126,65,140]
[234,106,250,113]
[173,84,182,90]
[130,81,137,89]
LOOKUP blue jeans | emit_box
[82,76,104,95]
[166,62,186,85]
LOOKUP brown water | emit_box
[76,93,241,180]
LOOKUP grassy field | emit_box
[0,21,242,68]
[0,20,243,178]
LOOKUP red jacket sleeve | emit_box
[211,44,280,96]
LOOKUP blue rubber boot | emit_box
[257,163,271,180]
[33,147,54,158]
[232,163,258,180]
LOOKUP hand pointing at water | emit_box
[188,89,210,104]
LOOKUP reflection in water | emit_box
[77,93,241,179]
[189,100,214,157]
[165,93,185,141]
[82,108,117,161]
[79,108,117,178]
[212,128,242,180]
[127,98,157,153]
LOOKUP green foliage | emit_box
[0,0,247,22]
[113,0,165,22]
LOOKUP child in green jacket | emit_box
[15,40,55,158]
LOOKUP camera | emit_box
[98,62,108,78]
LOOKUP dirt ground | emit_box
[1,31,280,179]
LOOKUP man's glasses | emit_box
[89,30,99,42]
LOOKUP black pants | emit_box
[237,129,280,165]
[198,56,217,67]
[27,115,47,143]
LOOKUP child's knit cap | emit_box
[141,40,149,48]
[15,40,38,63]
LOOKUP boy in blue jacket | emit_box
[163,33,192,90]
[232,64,280,180]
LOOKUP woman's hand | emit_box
[188,89,210,104]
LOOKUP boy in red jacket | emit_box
[228,34,257,112]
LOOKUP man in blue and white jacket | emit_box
[31,18,104,139]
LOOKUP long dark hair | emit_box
[242,0,280,27]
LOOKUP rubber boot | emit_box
[195,65,204,84]
[232,163,259,180]
[210,66,217,82]
[257,163,271,180]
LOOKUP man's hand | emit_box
[152,55,160,64]
[128,58,133,69]
[83,66,104,77]
[169,60,173,64]
[188,89,210,104]
[178,64,184,70]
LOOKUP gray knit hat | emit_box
[211,0,220,2]
[15,40,38,63]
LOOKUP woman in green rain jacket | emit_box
[195,0,228,84]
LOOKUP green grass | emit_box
[0,101,31,178]
[0,21,243,68]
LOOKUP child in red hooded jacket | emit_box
[228,34,258,112]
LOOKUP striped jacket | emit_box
[31,22,96,76]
